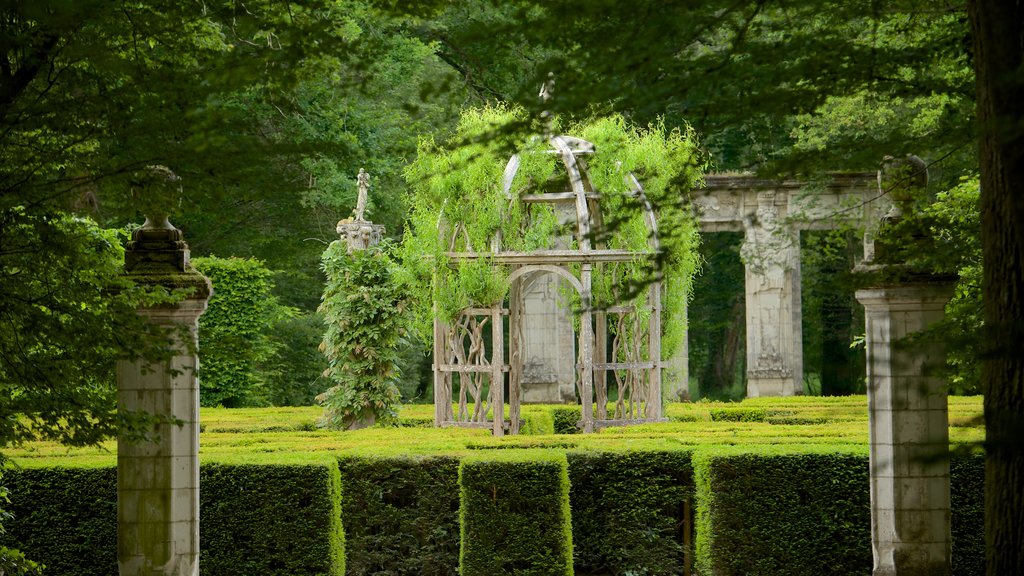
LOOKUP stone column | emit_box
[741,192,803,397]
[118,216,211,576]
[519,273,577,403]
[856,281,954,576]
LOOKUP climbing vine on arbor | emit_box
[399,105,705,360]
[317,241,405,429]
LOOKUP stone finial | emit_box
[124,166,194,275]
[878,154,928,222]
[337,168,385,252]
[354,168,369,222]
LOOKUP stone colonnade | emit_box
[118,220,211,576]
[692,173,881,397]
[519,173,881,401]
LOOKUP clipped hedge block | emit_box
[567,449,694,575]
[694,449,872,576]
[200,461,344,575]
[552,407,582,434]
[459,450,573,576]
[0,467,117,576]
[339,455,460,575]
[708,407,767,422]
[950,452,985,576]
[693,449,986,576]
[1,461,344,576]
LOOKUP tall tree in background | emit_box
[968,1,1024,571]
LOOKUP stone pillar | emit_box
[856,281,954,576]
[519,273,577,403]
[741,192,803,397]
[118,216,211,576]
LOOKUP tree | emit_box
[967,1,1024,571]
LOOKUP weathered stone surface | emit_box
[857,282,954,576]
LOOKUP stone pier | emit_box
[519,273,577,403]
[739,191,803,396]
[856,281,954,576]
[118,217,210,576]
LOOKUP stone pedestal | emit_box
[118,223,211,576]
[856,282,954,576]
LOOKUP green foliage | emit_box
[870,176,982,394]
[567,450,693,575]
[0,467,116,576]
[318,242,406,428]
[339,455,460,575]
[194,256,294,407]
[709,407,768,422]
[200,462,345,576]
[0,211,178,448]
[401,106,703,367]
[799,229,865,396]
[0,546,44,576]
[552,407,582,435]
[263,312,329,406]
[950,452,985,576]
[693,449,872,575]
[458,450,573,576]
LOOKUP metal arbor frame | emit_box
[432,135,666,435]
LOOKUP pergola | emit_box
[432,135,667,435]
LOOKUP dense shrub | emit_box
[0,461,344,576]
[951,452,985,576]
[264,312,328,406]
[194,256,294,407]
[567,449,694,575]
[339,455,460,575]
[552,407,582,434]
[459,450,573,576]
[0,467,116,576]
[708,407,767,422]
[694,449,872,575]
[318,243,405,428]
[200,462,344,576]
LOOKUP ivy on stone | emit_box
[317,242,405,429]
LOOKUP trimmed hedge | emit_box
[200,462,344,575]
[459,450,573,576]
[567,449,694,575]
[0,467,116,576]
[694,449,872,575]
[552,407,582,434]
[693,448,986,576]
[0,461,344,576]
[339,455,460,575]
[951,452,985,576]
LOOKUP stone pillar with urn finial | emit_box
[117,166,211,576]
[856,155,955,576]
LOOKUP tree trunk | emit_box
[968,2,1024,574]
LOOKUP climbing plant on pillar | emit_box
[317,241,406,429]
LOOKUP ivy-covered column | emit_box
[319,169,401,430]
[117,168,211,576]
